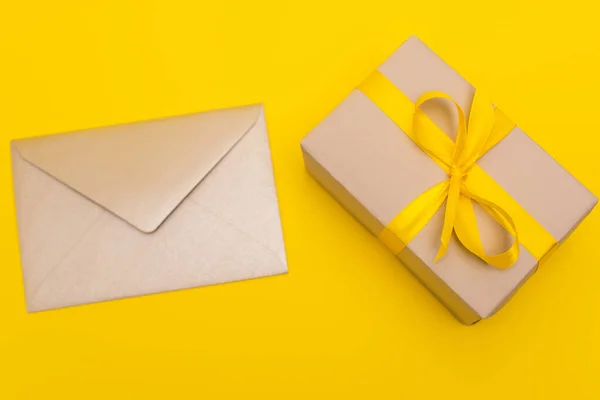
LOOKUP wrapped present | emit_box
[301,36,597,324]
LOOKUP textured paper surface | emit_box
[302,37,597,324]
[12,106,288,312]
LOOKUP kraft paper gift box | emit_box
[301,36,597,324]
[12,104,288,312]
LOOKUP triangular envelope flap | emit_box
[13,104,263,233]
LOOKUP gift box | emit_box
[301,36,597,324]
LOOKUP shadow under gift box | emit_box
[301,36,597,325]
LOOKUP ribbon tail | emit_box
[434,245,447,263]
[384,180,450,248]
[457,90,496,167]
[435,174,461,262]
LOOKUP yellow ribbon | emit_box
[359,70,557,269]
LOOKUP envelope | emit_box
[11,104,288,312]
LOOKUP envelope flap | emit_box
[13,104,262,233]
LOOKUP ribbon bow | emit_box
[410,91,519,268]
[359,71,557,269]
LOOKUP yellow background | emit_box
[1,0,599,398]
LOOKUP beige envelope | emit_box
[11,104,288,312]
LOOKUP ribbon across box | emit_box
[301,36,597,324]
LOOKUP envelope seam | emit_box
[28,210,107,308]
[186,199,286,267]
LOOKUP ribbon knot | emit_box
[449,165,467,180]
